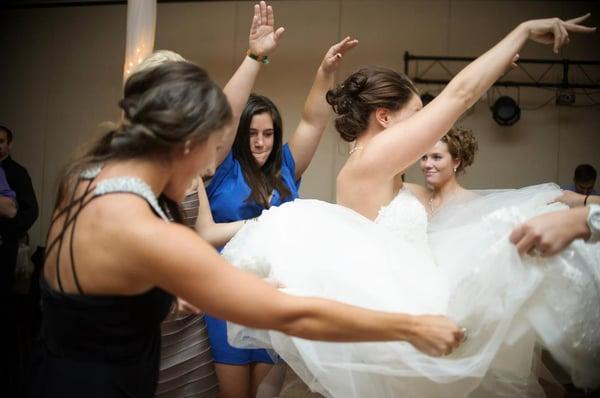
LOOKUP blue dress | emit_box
[204,144,300,365]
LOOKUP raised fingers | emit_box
[566,12,591,25]
[559,23,570,48]
[564,23,597,34]
[274,26,285,42]
[251,4,260,34]
[339,38,359,56]
[267,4,274,27]
[552,21,563,53]
[564,13,596,33]
[260,1,267,26]
[332,36,359,56]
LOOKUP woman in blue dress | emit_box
[203,34,358,398]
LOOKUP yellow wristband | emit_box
[246,49,269,65]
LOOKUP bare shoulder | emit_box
[45,193,206,295]
[82,193,205,271]
[127,209,225,284]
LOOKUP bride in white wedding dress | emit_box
[221,15,599,398]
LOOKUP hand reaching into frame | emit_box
[408,315,466,357]
[320,36,359,74]
[248,1,285,57]
[509,207,591,257]
[523,13,596,54]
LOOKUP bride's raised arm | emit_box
[364,15,595,178]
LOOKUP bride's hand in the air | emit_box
[521,13,595,54]
[407,315,465,357]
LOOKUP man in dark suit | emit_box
[0,125,39,395]
[0,125,38,297]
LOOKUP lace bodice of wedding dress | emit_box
[375,188,429,249]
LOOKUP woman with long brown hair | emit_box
[202,29,358,398]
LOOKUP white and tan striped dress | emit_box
[156,190,219,398]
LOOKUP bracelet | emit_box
[584,195,589,206]
[246,49,269,64]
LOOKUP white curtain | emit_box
[123,0,157,82]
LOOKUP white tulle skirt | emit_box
[222,184,600,398]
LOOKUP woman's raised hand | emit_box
[320,36,359,74]
[523,13,596,54]
[248,1,285,57]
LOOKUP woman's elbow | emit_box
[453,88,476,110]
[267,296,318,338]
[443,81,476,110]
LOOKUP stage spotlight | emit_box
[420,92,436,105]
[556,89,575,106]
[491,96,520,126]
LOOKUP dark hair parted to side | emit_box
[233,94,291,209]
[441,126,478,174]
[326,66,418,142]
[0,125,13,143]
[56,61,232,206]
[574,164,597,182]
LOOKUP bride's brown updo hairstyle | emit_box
[326,66,418,142]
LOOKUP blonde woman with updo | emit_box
[216,15,600,398]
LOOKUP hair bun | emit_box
[326,66,418,143]
[326,72,368,116]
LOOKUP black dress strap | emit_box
[45,179,95,293]
[43,167,169,295]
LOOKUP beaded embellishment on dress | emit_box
[81,164,169,221]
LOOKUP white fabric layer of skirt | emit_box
[221,184,600,398]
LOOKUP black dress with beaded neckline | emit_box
[30,168,174,398]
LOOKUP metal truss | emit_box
[404,52,600,90]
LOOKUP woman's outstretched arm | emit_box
[133,219,464,357]
[362,15,595,179]
[555,190,600,207]
[510,205,597,255]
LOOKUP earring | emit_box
[453,167,457,173]
[184,140,191,155]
